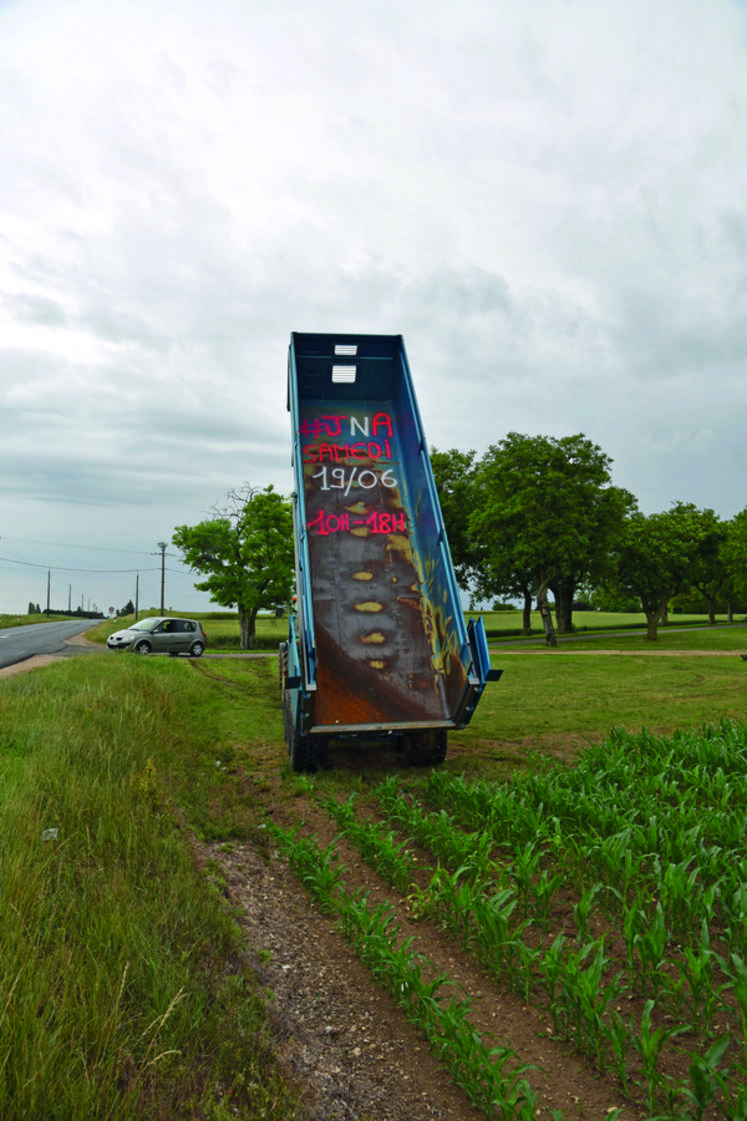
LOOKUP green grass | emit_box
[469,608,746,640]
[0,656,296,1121]
[544,620,747,652]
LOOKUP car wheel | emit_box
[189,641,205,658]
[134,641,151,655]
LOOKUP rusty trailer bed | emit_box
[282,333,498,770]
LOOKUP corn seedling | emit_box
[630,999,688,1115]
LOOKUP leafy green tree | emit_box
[469,433,633,645]
[675,504,727,624]
[722,507,747,619]
[612,503,704,640]
[172,484,294,649]
[478,565,535,636]
[429,447,479,592]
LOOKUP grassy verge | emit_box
[0,655,295,1121]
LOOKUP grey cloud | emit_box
[78,305,171,350]
[4,292,69,327]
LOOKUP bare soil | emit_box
[0,654,62,678]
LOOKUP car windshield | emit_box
[130,619,159,632]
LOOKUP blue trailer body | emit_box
[281,332,500,770]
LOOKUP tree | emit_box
[469,433,633,646]
[172,484,294,649]
[722,508,747,620]
[612,504,702,640]
[429,447,479,592]
[118,600,135,617]
[675,504,727,624]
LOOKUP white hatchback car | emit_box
[106,617,208,657]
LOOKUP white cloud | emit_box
[1,0,747,611]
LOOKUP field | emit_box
[1,618,747,1119]
[87,608,747,650]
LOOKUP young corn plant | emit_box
[723,952,747,1076]
[470,886,530,987]
[630,999,688,1115]
[538,933,567,1037]
[571,882,604,943]
[567,940,628,1070]
[602,1009,632,1099]
[679,1034,732,1121]
[268,824,345,913]
[631,900,670,1002]
[679,920,726,1035]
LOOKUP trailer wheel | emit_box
[283,687,328,773]
[288,728,310,773]
[403,729,447,767]
[288,728,328,773]
[282,685,294,746]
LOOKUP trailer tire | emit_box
[288,728,310,773]
[288,728,328,774]
[282,686,293,746]
[403,729,447,767]
[283,687,328,773]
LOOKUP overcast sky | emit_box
[2,0,746,615]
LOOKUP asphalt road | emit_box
[0,619,101,670]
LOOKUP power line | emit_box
[0,555,193,576]
[4,537,153,557]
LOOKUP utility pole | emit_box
[157,542,167,615]
[46,570,51,616]
[135,572,139,621]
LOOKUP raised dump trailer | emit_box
[280,332,500,771]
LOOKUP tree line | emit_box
[431,433,747,645]
[171,436,747,649]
